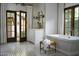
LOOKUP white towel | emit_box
[43,39,50,50]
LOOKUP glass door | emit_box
[6,11,27,42]
[6,11,16,42]
[20,11,27,42]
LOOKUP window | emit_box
[64,5,79,36]
[74,7,79,36]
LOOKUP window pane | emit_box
[65,19,69,27]
[65,9,71,18]
[74,28,79,36]
[74,7,79,36]
[74,17,78,28]
[75,7,79,17]
[65,27,71,35]
[65,18,71,27]
[69,9,72,18]
[65,10,69,18]
[65,9,71,36]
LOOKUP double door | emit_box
[6,11,27,42]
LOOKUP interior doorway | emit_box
[6,10,27,42]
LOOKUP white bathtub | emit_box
[46,34,79,56]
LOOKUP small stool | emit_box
[40,40,56,54]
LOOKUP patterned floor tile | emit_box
[0,42,66,56]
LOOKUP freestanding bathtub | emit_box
[46,34,79,56]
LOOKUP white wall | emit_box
[1,3,32,44]
[58,3,64,34]
[26,6,33,42]
[28,3,46,43]
[1,3,78,44]
[6,3,27,11]
[32,3,46,29]
[65,3,79,8]
[32,4,40,29]
[1,3,45,44]
[1,4,7,44]
[45,3,57,35]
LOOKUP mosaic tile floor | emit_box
[0,42,66,56]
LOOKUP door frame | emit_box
[6,10,27,42]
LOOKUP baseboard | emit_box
[0,42,7,45]
[27,40,34,44]
[0,41,34,45]
[56,48,69,55]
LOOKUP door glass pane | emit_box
[21,28,23,31]
[16,12,20,41]
[7,13,10,17]
[12,25,14,32]
[23,32,25,37]
[21,31,25,37]
[12,32,14,37]
[21,20,23,26]
[8,26,11,31]
[21,12,26,38]
[8,32,11,38]
[7,12,15,38]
